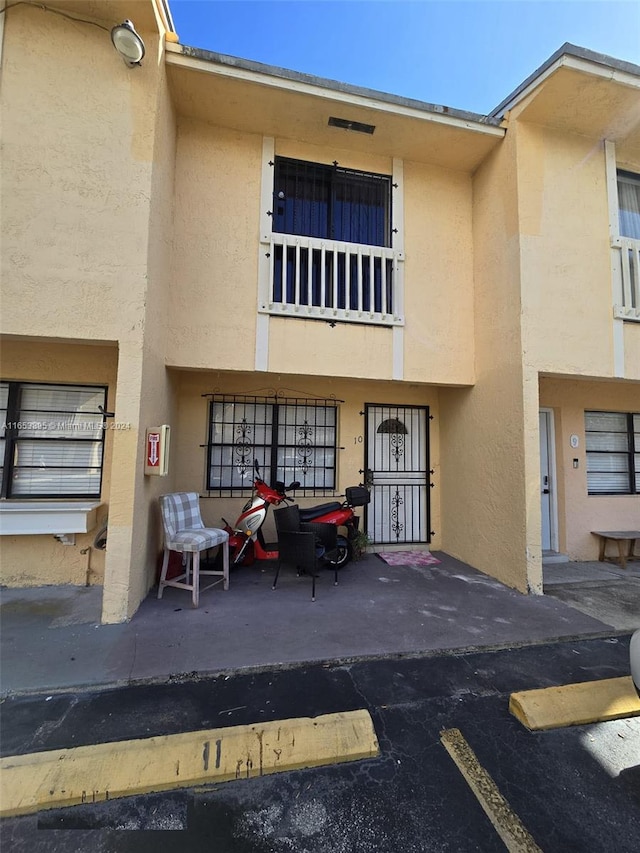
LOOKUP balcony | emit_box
[612,236,640,321]
[260,234,404,327]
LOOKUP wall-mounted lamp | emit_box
[111,20,145,67]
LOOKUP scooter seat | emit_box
[298,502,342,521]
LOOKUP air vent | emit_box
[328,116,375,134]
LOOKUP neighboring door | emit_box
[364,404,430,545]
[539,409,556,551]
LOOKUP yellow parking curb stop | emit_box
[509,676,640,731]
[0,709,379,817]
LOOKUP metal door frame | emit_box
[363,403,431,545]
[539,408,559,553]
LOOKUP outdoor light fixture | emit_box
[111,20,145,66]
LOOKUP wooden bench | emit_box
[591,531,640,570]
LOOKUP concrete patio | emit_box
[2,551,637,696]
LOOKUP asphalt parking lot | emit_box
[1,635,639,852]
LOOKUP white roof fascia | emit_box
[491,49,640,118]
[562,55,640,89]
[165,44,505,139]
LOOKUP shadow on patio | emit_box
[543,559,640,632]
[2,551,624,695]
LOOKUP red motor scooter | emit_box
[221,460,369,568]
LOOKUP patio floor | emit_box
[2,551,632,696]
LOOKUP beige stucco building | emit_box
[1,0,638,623]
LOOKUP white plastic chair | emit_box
[158,492,229,607]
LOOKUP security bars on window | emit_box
[206,394,338,495]
[263,157,404,326]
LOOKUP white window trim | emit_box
[605,141,640,329]
[0,501,102,537]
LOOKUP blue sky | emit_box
[168,1,640,115]
[170,0,640,114]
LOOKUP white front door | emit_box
[365,404,430,545]
[539,410,555,551]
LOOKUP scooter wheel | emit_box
[327,536,352,569]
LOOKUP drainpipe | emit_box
[80,545,93,587]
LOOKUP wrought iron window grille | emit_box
[262,156,403,327]
[203,392,341,496]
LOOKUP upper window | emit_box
[585,410,639,495]
[0,382,107,499]
[273,157,392,248]
[264,157,401,323]
[617,171,640,240]
[206,395,337,495]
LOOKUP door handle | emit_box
[542,488,550,494]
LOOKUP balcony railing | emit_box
[260,234,404,326]
[612,236,640,321]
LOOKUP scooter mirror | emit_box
[288,481,301,490]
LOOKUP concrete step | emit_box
[543,551,569,566]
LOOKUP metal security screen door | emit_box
[365,404,430,544]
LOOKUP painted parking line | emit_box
[440,728,542,853]
[0,709,379,818]
[509,676,640,731]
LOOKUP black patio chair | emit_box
[272,505,338,601]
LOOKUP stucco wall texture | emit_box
[518,124,639,380]
[0,341,117,586]
[168,125,476,384]
[0,3,176,621]
[170,370,442,551]
[440,131,532,594]
[1,4,638,620]
[1,7,154,343]
[540,377,640,560]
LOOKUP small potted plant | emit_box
[352,529,373,560]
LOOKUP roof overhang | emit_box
[165,44,504,172]
[21,0,176,35]
[492,44,640,162]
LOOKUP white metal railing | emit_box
[260,234,404,326]
[612,236,640,321]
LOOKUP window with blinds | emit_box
[0,382,107,499]
[585,410,640,495]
